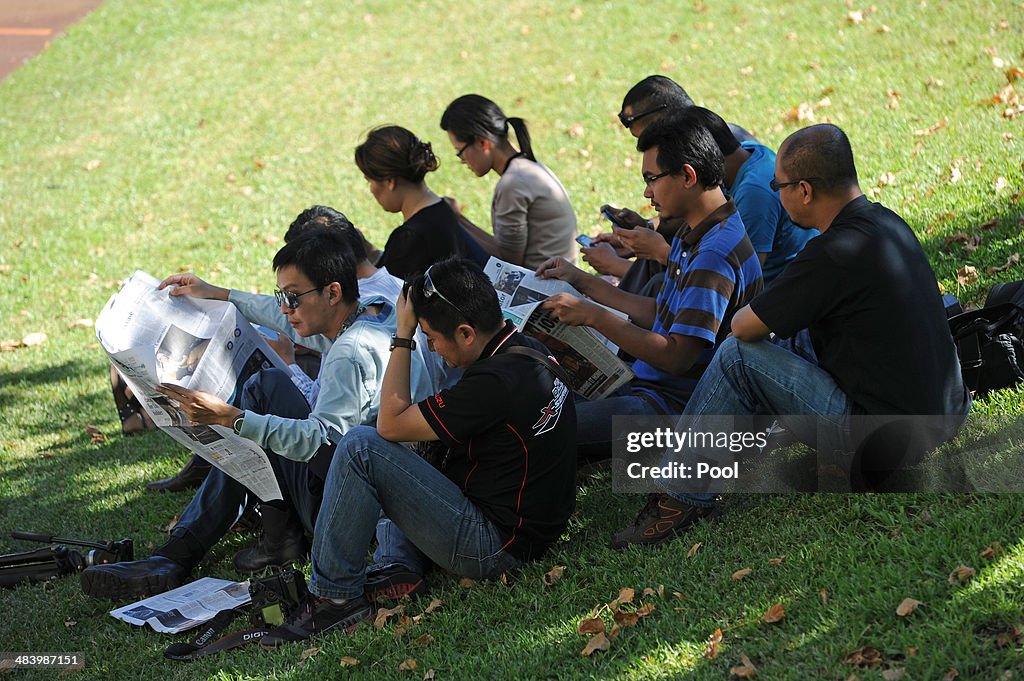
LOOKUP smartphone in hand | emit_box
[575,234,594,248]
[601,207,634,230]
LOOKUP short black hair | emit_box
[284,205,367,261]
[409,257,503,338]
[272,227,359,304]
[621,75,695,115]
[778,124,859,195]
[675,106,741,156]
[636,111,725,189]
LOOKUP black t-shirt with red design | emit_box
[418,321,576,561]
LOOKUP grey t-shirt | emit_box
[491,156,578,269]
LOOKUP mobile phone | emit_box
[575,234,594,248]
[601,207,633,230]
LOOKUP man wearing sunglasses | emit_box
[536,113,763,512]
[586,75,758,297]
[259,258,577,646]
[82,228,435,601]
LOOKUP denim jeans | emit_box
[308,426,522,600]
[160,369,321,566]
[576,390,662,461]
[666,336,854,507]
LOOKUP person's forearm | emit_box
[591,254,633,278]
[588,308,698,375]
[573,275,658,329]
[377,327,417,435]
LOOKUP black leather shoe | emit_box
[80,556,189,601]
[233,505,308,574]
[146,455,211,493]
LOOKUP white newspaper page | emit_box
[109,577,250,634]
[96,271,291,501]
[505,302,634,400]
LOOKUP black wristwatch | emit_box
[389,335,416,351]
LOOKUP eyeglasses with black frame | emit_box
[421,265,474,324]
[455,140,473,159]
[618,103,668,128]
[643,168,677,187]
[770,176,819,191]
[274,286,323,310]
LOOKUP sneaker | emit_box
[364,565,427,603]
[610,493,720,550]
[260,594,372,648]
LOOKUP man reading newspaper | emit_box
[82,228,434,600]
[536,113,763,462]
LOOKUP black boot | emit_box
[146,455,211,493]
[81,556,189,601]
[233,504,308,575]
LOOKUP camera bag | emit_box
[948,279,1024,397]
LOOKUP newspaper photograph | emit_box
[95,271,288,501]
[109,577,250,634]
[483,256,635,400]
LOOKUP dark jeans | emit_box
[158,369,320,567]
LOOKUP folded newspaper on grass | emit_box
[95,270,287,501]
[484,257,634,400]
[109,577,249,634]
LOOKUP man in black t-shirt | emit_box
[613,124,970,549]
[261,258,576,647]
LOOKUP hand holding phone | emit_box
[575,234,594,248]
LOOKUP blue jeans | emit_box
[309,426,522,600]
[576,390,662,461]
[160,369,321,565]
[667,336,853,507]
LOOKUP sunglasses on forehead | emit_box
[421,265,474,324]
[618,103,668,128]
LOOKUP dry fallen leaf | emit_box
[413,633,434,647]
[164,513,180,532]
[878,172,896,187]
[956,265,978,287]
[543,564,566,586]
[768,556,785,565]
[566,123,585,138]
[22,332,47,347]
[733,568,753,581]
[896,598,923,617]
[636,603,656,617]
[995,625,1023,647]
[398,658,418,672]
[948,565,976,584]
[847,10,864,24]
[300,647,321,660]
[577,617,606,635]
[986,253,1020,276]
[981,542,1003,560]
[944,669,959,680]
[393,615,413,637]
[68,318,94,329]
[948,163,963,184]
[820,588,828,606]
[706,628,723,659]
[459,577,477,589]
[994,176,1008,192]
[581,632,611,656]
[762,603,785,623]
[374,604,405,628]
[687,542,702,558]
[339,656,359,667]
[613,610,639,628]
[84,159,101,171]
[608,587,635,610]
[64,619,77,628]
[882,668,906,680]
[423,670,437,681]
[85,425,106,444]
[1008,67,1024,82]
[844,645,882,666]
[730,654,758,678]
[423,598,444,615]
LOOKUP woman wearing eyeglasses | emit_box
[440,94,577,269]
[355,125,487,282]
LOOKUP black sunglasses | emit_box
[770,177,819,191]
[618,104,668,128]
[422,265,473,324]
[274,286,323,310]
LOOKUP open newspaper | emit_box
[95,271,288,501]
[109,577,249,634]
[484,258,634,400]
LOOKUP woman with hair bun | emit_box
[355,125,486,282]
[441,94,577,269]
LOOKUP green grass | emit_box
[1,0,1023,678]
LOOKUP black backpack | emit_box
[948,280,1024,397]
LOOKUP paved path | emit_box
[0,0,103,81]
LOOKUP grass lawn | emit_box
[2,0,1023,678]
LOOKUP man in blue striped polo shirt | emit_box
[536,113,763,463]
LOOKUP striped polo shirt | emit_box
[629,200,764,413]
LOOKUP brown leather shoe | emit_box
[146,455,211,493]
